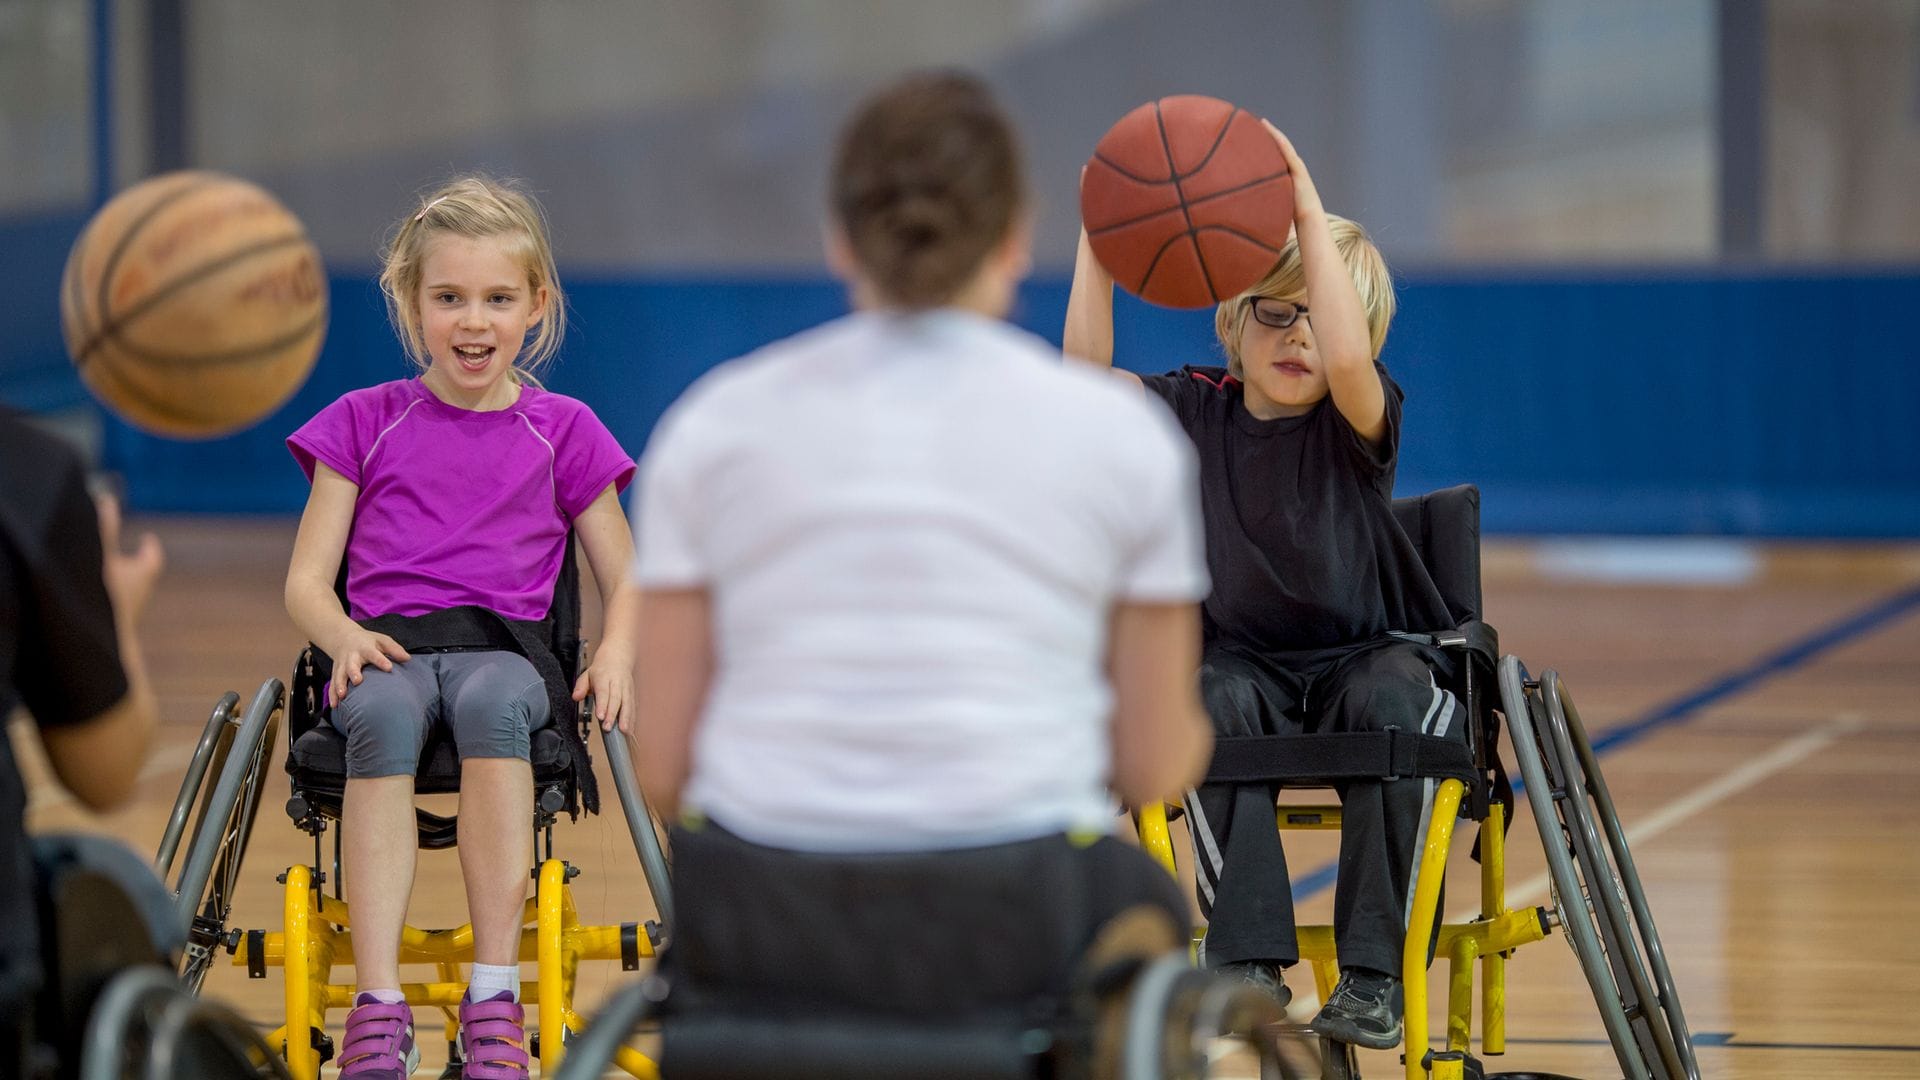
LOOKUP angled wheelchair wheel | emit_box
[1120,955,1319,1080]
[155,692,242,883]
[1497,657,1693,1080]
[549,976,667,1080]
[603,724,674,934]
[79,965,291,1080]
[1537,672,1698,1080]
[171,679,284,994]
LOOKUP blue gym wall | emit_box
[5,206,1916,536]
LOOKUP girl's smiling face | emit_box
[416,233,546,410]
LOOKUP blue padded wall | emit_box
[4,213,1917,536]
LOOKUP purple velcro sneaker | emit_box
[340,994,419,1079]
[459,990,530,1080]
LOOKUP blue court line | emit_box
[1502,1033,1920,1054]
[1289,580,1920,900]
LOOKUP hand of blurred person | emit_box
[94,491,165,628]
[32,486,163,813]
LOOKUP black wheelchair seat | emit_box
[665,825,1132,1019]
[651,823,1203,1080]
[286,721,574,799]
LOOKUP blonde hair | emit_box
[379,176,566,382]
[1214,214,1395,379]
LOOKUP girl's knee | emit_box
[449,673,547,762]
[332,670,432,776]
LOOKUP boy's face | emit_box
[1237,296,1330,415]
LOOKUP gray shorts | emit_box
[328,650,550,778]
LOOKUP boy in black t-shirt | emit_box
[1064,125,1461,1051]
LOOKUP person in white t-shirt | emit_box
[621,70,1215,1021]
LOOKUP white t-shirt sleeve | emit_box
[630,399,712,588]
[1116,403,1211,603]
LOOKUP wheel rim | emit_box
[174,680,284,994]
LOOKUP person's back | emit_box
[626,70,1215,1027]
[646,307,1198,850]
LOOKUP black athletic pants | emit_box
[1187,637,1462,978]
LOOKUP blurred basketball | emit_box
[60,171,327,439]
[1080,96,1295,309]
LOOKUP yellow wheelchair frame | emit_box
[158,540,679,1077]
[244,857,660,1079]
[1135,655,1699,1080]
[179,667,673,1079]
[1137,789,1548,1080]
[204,667,674,1080]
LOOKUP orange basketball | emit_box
[1080,96,1294,309]
[60,171,327,438]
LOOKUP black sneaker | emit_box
[1216,960,1292,1011]
[1310,968,1402,1050]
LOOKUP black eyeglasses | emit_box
[1245,298,1309,329]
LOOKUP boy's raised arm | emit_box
[1064,228,1143,388]
[1266,123,1387,443]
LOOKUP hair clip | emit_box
[414,195,451,222]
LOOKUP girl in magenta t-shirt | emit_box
[285,177,636,1080]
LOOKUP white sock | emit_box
[469,963,520,1002]
[361,987,406,1005]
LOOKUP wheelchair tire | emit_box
[1498,657,1670,1080]
[1499,657,1648,1077]
[1538,672,1699,1080]
[549,976,666,1080]
[172,679,283,994]
[141,986,291,1080]
[79,966,290,1080]
[1120,955,1316,1080]
[155,692,241,883]
[603,724,675,935]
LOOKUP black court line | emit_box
[1496,1033,1920,1054]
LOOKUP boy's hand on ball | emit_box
[1261,120,1323,219]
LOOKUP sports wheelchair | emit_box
[547,827,1320,1080]
[16,833,286,1080]
[1134,486,1699,1080]
[158,540,675,1078]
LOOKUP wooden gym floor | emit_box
[17,517,1920,1079]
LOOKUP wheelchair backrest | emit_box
[1390,484,1482,627]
